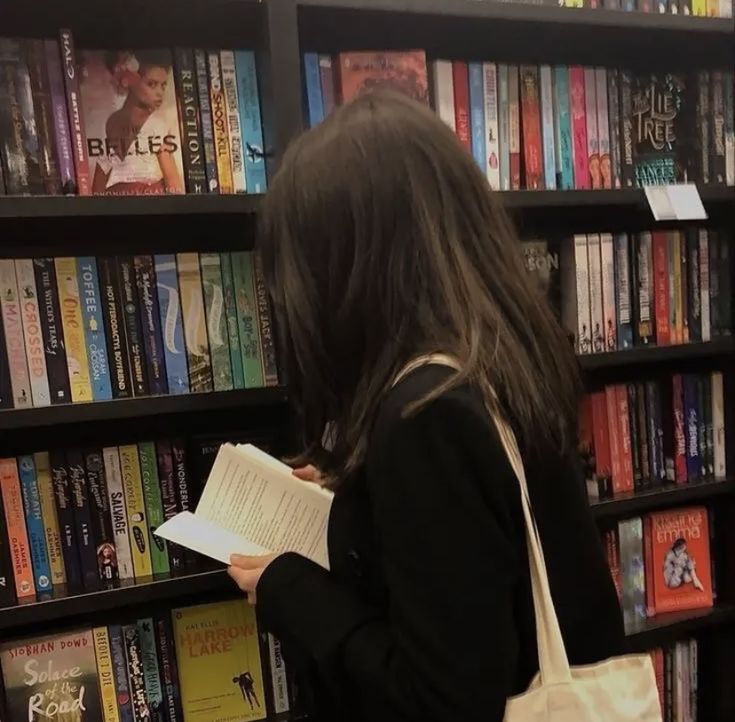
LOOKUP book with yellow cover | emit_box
[93,626,121,722]
[173,599,266,722]
[118,444,153,580]
[33,451,66,586]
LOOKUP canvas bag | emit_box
[394,354,663,722]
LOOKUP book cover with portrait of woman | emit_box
[78,49,185,195]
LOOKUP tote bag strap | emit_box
[393,355,573,685]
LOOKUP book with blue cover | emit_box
[18,455,53,595]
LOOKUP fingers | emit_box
[230,554,268,569]
[292,464,319,482]
[227,565,258,604]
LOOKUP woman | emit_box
[228,90,624,722]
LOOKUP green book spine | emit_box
[220,252,245,389]
[138,441,170,576]
[200,253,233,392]
[232,251,264,388]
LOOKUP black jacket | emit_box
[258,364,624,722]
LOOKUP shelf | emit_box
[624,604,735,652]
[0,387,288,431]
[591,479,735,521]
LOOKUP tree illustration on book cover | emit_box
[0,629,102,722]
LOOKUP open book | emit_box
[155,444,333,570]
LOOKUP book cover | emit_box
[0,629,102,721]
[452,60,471,151]
[595,67,612,189]
[176,252,213,393]
[220,252,245,389]
[93,626,122,722]
[134,255,168,396]
[194,49,219,193]
[171,440,195,571]
[232,252,265,388]
[173,599,267,722]
[652,232,670,346]
[67,449,100,590]
[97,257,133,399]
[13,45,45,192]
[508,65,521,189]
[15,259,51,407]
[32,258,71,404]
[156,440,186,574]
[208,50,234,194]
[253,253,279,387]
[587,234,605,354]
[635,382,651,484]
[647,381,666,485]
[699,230,710,342]
[33,451,66,586]
[17,455,52,595]
[201,253,234,392]
[0,458,35,599]
[724,70,735,186]
[539,65,556,191]
[431,59,455,131]
[119,444,152,581]
[600,233,617,351]
[605,386,624,493]
[682,375,700,482]
[613,233,634,349]
[267,635,290,715]
[155,615,183,722]
[702,375,714,478]
[649,507,713,613]
[627,384,642,488]
[0,39,32,194]
[104,445,135,583]
[634,232,655,346]
[519,65,544,190]
[50,449,82,592]
[718,233,731,334]
[553,65,574,191]
[696,376,707,479]
[616,385,635,493]
[711,371,726,479]
[697,71,710,184]
[109,625,135,722]
[236,51,268,194]
[686,229,701,342]
[573,234,592,354]
[468,62,486,173]
[584,67,600,189]
[559,237,580,352]
[59,29,91,195]
[569,66,589,190]
[84,449,117,586]
[607,69,622,188]
[498,64,510,191]
[116,257,148,396]
[319,54,335,116]
[590,391,612,497]
[55,257,94,402]
[669,231,681,344]
[619,70,635,187]
[483,62,500,191]
[78,48,185,195]
[138,441,169,577]
[681,236,690,342]
[173,48,206,194]
[0,482,17,605]
[672,375,688,484]
[138,618,165,722]
[708,230,721,337]
[643,516,655,615]
[303,52,324,128]
[123,624,151,721]
[44,39,77,194]
[618,517,646,627]
[710,70,726,184]
[0,259,32,408]
[77,256,113,401]
[220,50,246,193]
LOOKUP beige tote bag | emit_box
[395,355,663,722]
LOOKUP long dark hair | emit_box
[259,90,580,484]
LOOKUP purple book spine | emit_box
[44,40,76,195]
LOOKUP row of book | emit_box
[650,640,700,722]
[0,251,278,410]
[580,371,727,500]
[303,51,735,189]
[0,598,296,722]
[526,229,734,355]
[606,506,714,628]
[0,33,266,197]
[563,0,732,12]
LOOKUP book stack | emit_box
[0,34,266,196]
[0,251,278,410]
[303,50,735,189]
[0,598,296,722]
[649,639,700,722]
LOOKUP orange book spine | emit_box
[519,65,544,190]
[652,231,671,346]
[208,51,234,194]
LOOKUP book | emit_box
[138,618,166,722]
[648,507,713,613]
[33,451,66,586]
[18,455,53,595]
[585,234,604,354]
[174,48,206,194]
[0,39,31,194]
[44,39,76,194]
[672,375,688,484]
[119,444,153,580]
[498,64,510,191]
[590,392,612,498]
[431,59,455,131]
[683,375,700,482]
[123,624,151,722]
[520,239,561,314]
[716,232,731,335]
[711,371,726,479]
[634,232,655,346]
[725,71,735,186]
[627,384,642,489]
[221,253,245,389]
[574,235,592,354]
[266,635,290,715]
[303,52,324,127]
[699,230,710,342]
[0,260,32,408]
[104,446,135,583]
[319,54,335,116]
[600,233,617,351]
[507,65,521,189]
[194,49,219,193]
[173,599,267,722]
[0,480,16,605]
[584,67,600,189]
[698,71,711,184]
[67,449,99,590]
[482,62,500,191]
[697,376,708,479]
[50,449,82,592]
[612,233,633,349]
[221,50,246,193]
[253,254,279,387]
[171,440,195,571]
[109,625,135,722]
[619,70,635,188]
[452,61,471,151]
[134,255,168,396]
[139,441,170,577]
[85,449,117,586]
[651,232,670,346]
[78,48,185,195]
[686,228,702,343]
[520,65,544,190]
[93,626,122,722]
[236,51,268,194]
[553,65,573,191]
[569,66,589,190]
[117,257,148,396]
[208,50,235,194]
[607,69,622,188]
[201,253,234,391]
[156,439,186,574]
[539,65,556,191]
[232,252,265,388]
[0,313,12,409]
[155,615,184,722]
[710,70,726,184]
[0,630,102,721]
[468,62,486,173]
[154,254,189,395]
[595,68,611,189]
[618,517,646,627]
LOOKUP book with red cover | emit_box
[652,231,671,346]
[452,61,471,151]
[648,506,713,614]
[569,66,589,190]
[648,648,665,715]
[605,386,624,494]
[519,65,544,190]
[591,391,612,498]
[615,384,635,493]
[671,374,688,485]
[336,51,428,105]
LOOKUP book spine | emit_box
[711,371,726,478]
[94,626,122,722]
[573,234,592,355]
[319,55,335,116]
[672,374,688,483]
[452,61,471,151]
[200,253,234,392]
[134,255,168,396]
[303,52,324,127]
[67,448,99,590]
[618,517,645,626]
[123,624,151,722]
[584,67,600,189]
[109,625,136,722]
[690,639,698,722]
[613,233,634,349]
[58,29,89,195]
[698,71,710,184]
[681,236,690,342]
[232,251,265,387]
[55,257,93,402]
[208,50,234,194]
[683,375,700,481]
[553,65,574,190]
[0,260,32,408]
[590,391,612,495]
[0,39,30,194]
[116,257,148,396]
[697,376,708,478]
[174,48,206,194]
[193,49,219,193]
[171,440,196,570]
[686,229,702,342]
[704,374,714,478]
[668,232,680,344]
[0,310,11,409]
[138,441,169,577]
[587,234,605,354]
[498,64,510,191]
[0,477,17,604]
[643,516,654,616]
[220,50,246,193]
[235,50,268,194]
[119,444,152,580]
[33,451,65,585]
[18,455,52,594]
[708,230,721,337]
[569,66,589,190]
[483,62,500,191]
[520,65,544,190]
[153,254,189,394]
[432,59,456,131]
[627,384,642,488]
[50,450,82,591]
[253,253,279,387]
[44,40,76,194]
[607,69,622,189]
[176,252,213,393]
[268,634,290,715]
[634,382,650,484]
[595,68,611,189]
[15,259,51,406]
[97,257,132,399]
[600,233,617,351]
[138,618,165,722]
[539,65,556,191]
[699,230,711,342]
[220,252,245,389]
[156,439,186,574]
[724,70,735,186]
[155,615,183,722]
[719,233,731,334]
[652,232,670,346]
[84,449,117,586]
[664,647,674,722]
[619,70,635,188]
[508,65,521,189]
[14,43,44,194]
[605,386,623,492]
[468,62,486,174]
[103,446,134,582]
[32,259,71,404]
[635,232,655,346]
[616,385,635,493]
[710,70,726,184]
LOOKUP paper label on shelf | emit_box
[644,184,708,221]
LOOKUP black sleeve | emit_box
[257,395,522,722]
